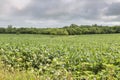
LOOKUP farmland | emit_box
[0,34,120,80]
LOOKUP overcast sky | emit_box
[0,0,120,27]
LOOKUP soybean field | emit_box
[0,34,120,80]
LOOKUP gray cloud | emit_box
[15,0,107,20]
[105,2,120,16]
[102,2,120,22]
[1,0,120,27]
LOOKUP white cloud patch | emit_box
[9,0,31,10]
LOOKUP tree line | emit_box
[0,24,120,35]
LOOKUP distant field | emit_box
[0,34,120,80]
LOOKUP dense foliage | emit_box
[0,24,120,35]
[0,34,120,79]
